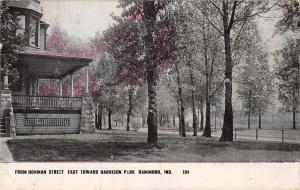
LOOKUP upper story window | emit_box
[16,15,26,35]
[29,16,39,47]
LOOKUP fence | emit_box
[233,128,300,143]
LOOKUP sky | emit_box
[41,0,121,40]
[40,0,286,52]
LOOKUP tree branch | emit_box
[228,1,238,30]
[210,77,225,99]
[209,0,223,16]
[188,2,224,36]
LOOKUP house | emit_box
[0,0,95,136]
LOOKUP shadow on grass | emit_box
[7,139,155,162]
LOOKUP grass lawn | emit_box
[6,129,300,162]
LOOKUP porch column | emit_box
[59,79,63,96]
[70,74,74,97]
[33,79,38,95]
[85,66,89,94]
[29,78,33,95]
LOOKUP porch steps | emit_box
[0,118,7,137]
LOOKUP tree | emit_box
[0,0,28,87]
[192,0,277,141]
[101,14,145,131]
[276,39,299,129]
[276,0,300,32]
[237,48,274,129]
[93,53,120,130]
[142,1,160,143]
[47,23,68,53]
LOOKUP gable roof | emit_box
[4,0,43,14]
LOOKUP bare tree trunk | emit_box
[142,113,146,127]
[200,101,204,131]
[202,31,211,137]
[173,115,176,128]
[126,86,133,131]
[175,60,186,137]
[159,114,163,127]
[98,104,102,130]
[293,89,297,129]
[95,103,99,130]
[188,60,197,136]
[258,113,262,129]
[143,1,158,144]
[108,108,112,130]
[220,7,234,142]
[248,90,251,129]
[122,115,124,126]
[95,113,98,130]
[177,96,182,135]
[203,101,211,137]
[293,111,296,129]
[103,113,106,128]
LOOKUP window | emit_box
[29,16,39,47]
[16,15,25,35]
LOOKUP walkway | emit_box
[0,137,14,162]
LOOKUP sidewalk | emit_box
[0,137,14,162]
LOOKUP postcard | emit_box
[0,0,299,189]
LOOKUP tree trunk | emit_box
[220,20,233,142]
[103,113,106,128]
[200,102,204,131]
[258,113,262,129]
[98,104,102,130]
[175,60,186,137]
[202,35,211,137]
[159,114,163,127]
[188,60,197,136]
[95,113,98,130]
[203,101,211,137]
[177,96,182,135]
[293,111,296,129]
[215,112,217,131]
[173,115,176,128]
[143,1,158,144]
[142,114,146,127]
[108,108,112,130]
[95,103,99,130]
[126,86,133,131]
[248,90,251,129]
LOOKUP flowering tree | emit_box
[39,23,99,97]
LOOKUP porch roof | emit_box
[17,51,93,79]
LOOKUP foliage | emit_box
[39,23,99,96]
[276,0,300,32]
[236,47,274,116]
[0,0,27,77]
[275,38,299,113]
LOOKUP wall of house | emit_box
[40,27,45,50]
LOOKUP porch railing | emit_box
[12,95,82,110]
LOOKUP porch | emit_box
[0,50,96,136]
[12,95,82,111]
